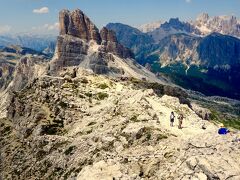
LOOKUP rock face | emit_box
[51,9,134,74]
[106,23,153,62]
[51,35,89,69]
[59,9,101,44]
[0,61,15,90]
[100,27,133,58]
[11,56,48,91]
[197,33,240,67]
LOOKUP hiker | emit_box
[178,114,184,129]
[204,113,209,120]
[218,123,230,135]
[170,112,175,127]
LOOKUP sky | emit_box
[0,0,240,35]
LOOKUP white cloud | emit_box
[32,22,59,34]
[45,23,59,31]
[33,7,49,14]
[0,25,11,34]
[185,0,192,3]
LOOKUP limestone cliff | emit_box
[51,9,134,75]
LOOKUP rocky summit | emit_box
[1,8,240,180]
[50,9,134,75]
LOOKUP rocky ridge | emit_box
[1,67,240,179]
[50,9,135,76]
[194,13,240,38]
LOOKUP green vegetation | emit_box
[152,62,236,99]
[85,92,93,98]
[1,125,11,136]
[58,101,68,108]
[64,146,76,156]
[210,110,240,130]
[61,83,77,89]
[130,115,139,122]
[156,134,168,141]
[98,83,109,89]
[96,92,109,100]
[80,78,88,84]
[146,132,151,140]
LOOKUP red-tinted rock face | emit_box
[59,9,101,44]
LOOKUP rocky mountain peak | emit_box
[194,13,240,37]
[138,20,162,33]
[51,9,142,77]
[168,18,181,25]
[59,9,101,44]
[196,13,209,23]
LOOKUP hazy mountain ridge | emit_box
[0,34,56,56]
[138,20,163,33]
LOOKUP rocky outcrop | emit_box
[106,23,153,62]
[51,9,134,74]
[0,61,15,90]
[100,27,133,58]
[50,35,89,70]
[11,56,48,91]
[59,9,101,44]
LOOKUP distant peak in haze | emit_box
[138,20,162,33]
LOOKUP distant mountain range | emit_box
[137,13,240,39]
[0,34,56,56]
[107,14,240,100]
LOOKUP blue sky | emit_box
[0,0,239,35]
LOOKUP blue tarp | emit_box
[218,128,229,135]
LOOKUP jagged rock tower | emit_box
[50,9,133,74]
